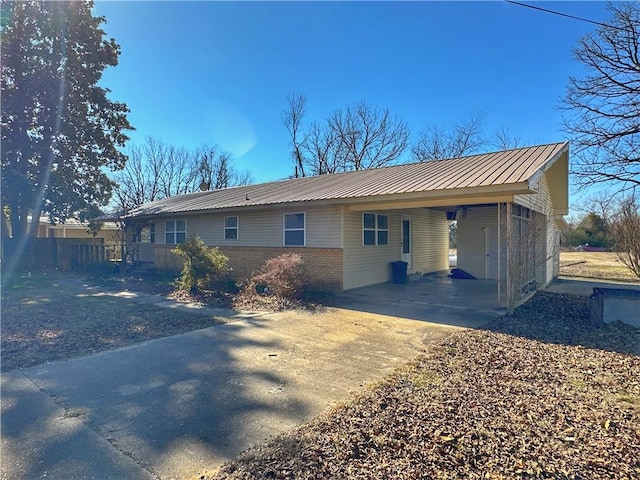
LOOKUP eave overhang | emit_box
[122,182,536,222]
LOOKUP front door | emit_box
[401,215,412,269]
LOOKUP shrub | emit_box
[171,236,230,292]
[252,253,306,299]
[237,253,306,309]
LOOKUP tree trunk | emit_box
[27,201,43,238]
[9,204,28,240]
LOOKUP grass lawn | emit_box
[560,251,638,282]
[1,271,229,372]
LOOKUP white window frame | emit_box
[363,213,389,246]
[377,214,389,245]
[165,219,186,244]
[149,223,155,243]
[224,216,239,240]
[283,212,306,247]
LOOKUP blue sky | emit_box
[94,1,612,191]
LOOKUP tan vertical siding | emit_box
[153,206,342,248]
[343,210,397,289]
[542,175,561,285]
[545,218,557,285]
[514,174,553,216]
[515,174,558,285]
[343,208,448,290]
[545,215,560,284]
[457,206,498,279]
[306,206,343,248]
[411,209,449,274]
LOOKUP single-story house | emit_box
[122,142,569,304]
[2,215,121,241]
[39,217,121,241]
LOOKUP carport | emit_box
[332,273,507,328]
[344,142,569,310]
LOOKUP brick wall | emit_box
[153,245,184,272]
[151,245,344,293]
[219,246,343,293]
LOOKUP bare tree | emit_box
[110,137,193,214]
[282,92,308,178]
[304,121,342,175]
[561,3,640,193]
[162,145,199,197]
[196,145,253,191]
[412,111,485,161]
[282,95,409,176]
[110,137,252,214]
[493,126,521,150]
[111,142,160,214]
[610,196,640,279]
[567,193,639,279]
[328,101,410,171]
[500,201,550,313]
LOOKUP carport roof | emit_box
[124,142,568,218]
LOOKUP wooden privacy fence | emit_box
[2,237,122,272]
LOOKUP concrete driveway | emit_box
[1,305,464,480]
[545,275,640,296]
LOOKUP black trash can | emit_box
[391,260,408,284]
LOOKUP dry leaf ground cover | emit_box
[1,271,228,372]
[214,293,640,480]
[560,251,638,282]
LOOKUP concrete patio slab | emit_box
[330,274,506,328]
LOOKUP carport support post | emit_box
[497,203,501,306]
[506,202,513,314]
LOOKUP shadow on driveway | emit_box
[2,303,457,479]
[2,318,298,479]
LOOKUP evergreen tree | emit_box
[1,0,133,239]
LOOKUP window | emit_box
[363,213,376,245]
[224,216,238,240]
[363,213,389,246]
[165,220,186,244]
[132,224,143,243]
[284,213,305,246]
[512,204,531,219]
[377,214,388,245]
[132,223,155,243]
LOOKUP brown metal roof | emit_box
[126,142,568,218]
